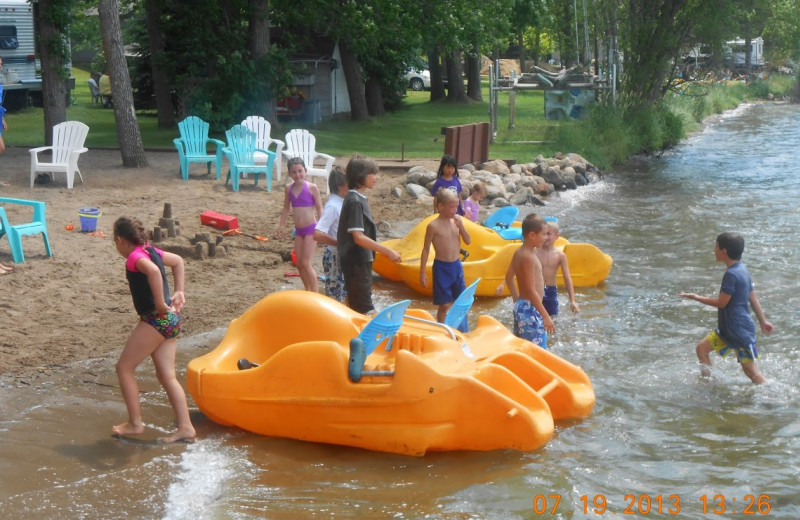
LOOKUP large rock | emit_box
[457,168,473,181]
[485,183,508,200]
[406,183,430,199]
[480,159,511,174]
[508,187,546,206]
[407,168,437,186]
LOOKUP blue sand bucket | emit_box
[78,207,101,233]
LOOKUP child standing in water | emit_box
[313,166,348,302]
[535,218,580,316]
[501,214,555,349]
[430,154,464,216]
[680,232,773,384]
[420,189,472,328]
[278,157,324,293]
[462,182,486,222]
[112,216,195,443]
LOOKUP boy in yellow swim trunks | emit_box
[680,232,773,384]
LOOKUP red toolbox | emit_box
[200,210,239,230]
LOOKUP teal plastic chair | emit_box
[173,116,225,180]
[348,299,411,382]
[484,206,521,240]
[444,278,480,333]
[0,197,52,263]
[222,125,276,192]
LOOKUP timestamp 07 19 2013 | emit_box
[532,493,772,515]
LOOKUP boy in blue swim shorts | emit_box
[420,189,471,330]
[535,218,580,316]
[502,214,555,349]
[680,232,773,384]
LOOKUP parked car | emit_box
[405,67,430,91]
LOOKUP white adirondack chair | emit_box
[29,121,90,189]
[241,116,285,181]
[281,129,335,195]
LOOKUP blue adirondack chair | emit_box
[222,125,276,192]
[484,206,522,240]
[348,299,411,382]
[444,279,481,333]
[0,197,52,263]
[173,116,225,180]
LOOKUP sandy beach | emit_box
[0,145,435,380]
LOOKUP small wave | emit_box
[162,437,259,520]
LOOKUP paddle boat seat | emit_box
[484,206,521,240]
[348,299,411,382]
[443,279,480,333]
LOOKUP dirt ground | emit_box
[0,146,437,380]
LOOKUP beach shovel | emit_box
[222,228,269,241]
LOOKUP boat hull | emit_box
[186,291,595,455]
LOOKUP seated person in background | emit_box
[99,73,113,108]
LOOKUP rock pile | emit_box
[401,152,603,210]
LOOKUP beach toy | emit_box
[291,249,297,265]
[77,207,101,233]
[64,224,74,231]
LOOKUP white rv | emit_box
[0,0,74,108]
[725,37,765,68]
[0,1,37,86]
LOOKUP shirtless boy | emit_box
[535,219,579,316]
[503,214,555,349]
[420,189,471,326]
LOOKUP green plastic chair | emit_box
[348,299,411,382]
[0,197,52,263]
[222,125,276,192]
[173,116,225,180]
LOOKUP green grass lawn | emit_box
[5,67,565,163]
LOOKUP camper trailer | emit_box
[0,0,74,108]
[725,37,765,68]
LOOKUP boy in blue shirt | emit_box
[680,232,773,384]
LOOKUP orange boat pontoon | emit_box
[186,290,595,456]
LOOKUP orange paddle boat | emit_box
[186,290,595,456]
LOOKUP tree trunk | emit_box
[445,50,467,103]
[338,39,369,121]
[35,0,69,146]
[144,0,174,128]
[466,44,482,101]
[365,75,384,116]
[247,0,274,121]
[429,48,446,101]
[518,31,526,74]
[99,0,148,167]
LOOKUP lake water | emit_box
[2,102,799,519]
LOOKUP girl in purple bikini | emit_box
[278,157,323,293]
